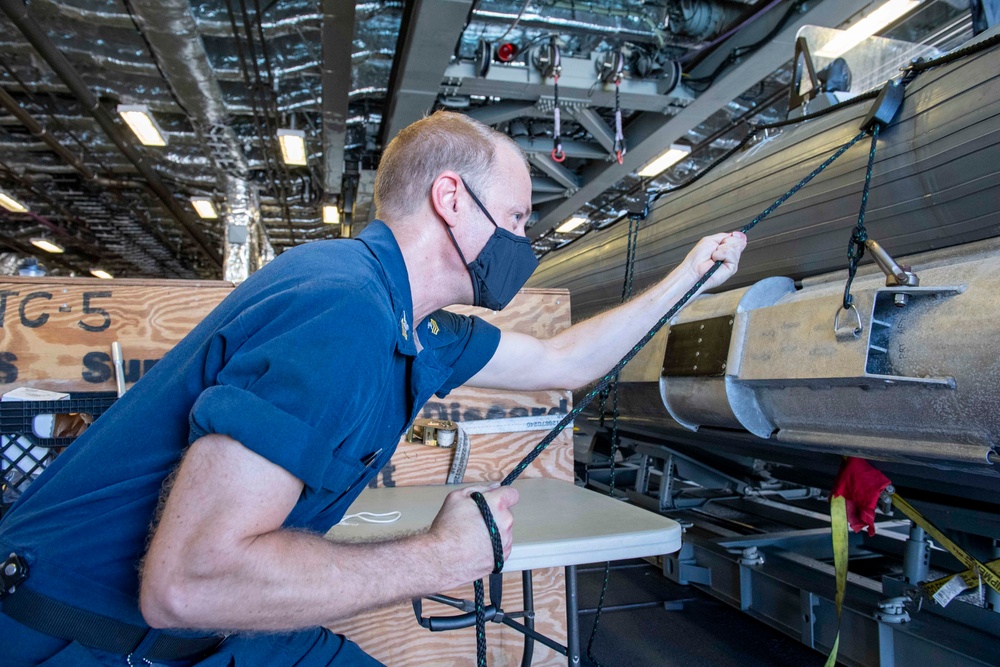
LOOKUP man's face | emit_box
[464,143,532,259]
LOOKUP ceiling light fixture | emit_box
[323,204,340,224]
[0,190,28,212]
[117,104,168,147]
[90,268,114,280]
[638,144,692,178]
[277,129,308,166]
[815,0,922,59]
[30,238,65,254]
[556,216,589,233]
[190,196,219,219]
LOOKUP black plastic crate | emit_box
[1,392,118,515]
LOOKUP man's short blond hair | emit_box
[374,111,525,219]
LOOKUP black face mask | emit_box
[444,178,538,311]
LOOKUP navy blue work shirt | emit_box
[0,220,500,664]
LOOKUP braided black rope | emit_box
[473,578,487,666]
[470,492,504,574]
[471,491,504,667]
[587,212,642,667]
[843,125,880,310]
[500,128,868,489]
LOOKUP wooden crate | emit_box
[329,288,574,667]
[0,277,233,393]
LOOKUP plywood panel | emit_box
[0,277,233,393]
[330,568,567,667]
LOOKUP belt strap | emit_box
[2,585,223,661]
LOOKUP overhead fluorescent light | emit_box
[117,104,167,147]
[323,204,340,224]
[190,196,219,219]
[277,129,307,166]
[0,191,28,212]
[638,144,692,178]
[556,216,588,234]
[31,238,65,254]
[90,268,114,280]
[815,0,922,59]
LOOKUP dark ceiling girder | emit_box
[0,0,223,271]
[321,0,355,203]
[528,0,873,239]
[379,0,475,146]
[0,86,97,181]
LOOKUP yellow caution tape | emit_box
[890,493,1000,597]
[825,495,849,667]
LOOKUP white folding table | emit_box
[326,478,682,665]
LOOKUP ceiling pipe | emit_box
[0,0,223,272]
[321,0,356,207]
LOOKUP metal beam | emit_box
[531,176,565,193]
[528,0,874,239]
[321,0,355,199]
[527,153,580,192]
[442,54,691,113]
[380,0,474,145]
[568,106,617,153]
[515,136,608,160]
[465,101,539,126]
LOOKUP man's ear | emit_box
[430,171,463,228]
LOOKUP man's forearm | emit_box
[142,524,472,632]
[545,262,699,389]
[139,435,499,633]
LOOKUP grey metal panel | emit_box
[528,44,1000,322]
[380,0,474,145]
[321,0,355,197]
[528,0,874,239]
[442,56,690,113]
[514,136,608,160]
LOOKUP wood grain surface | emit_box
[0,277,233,392]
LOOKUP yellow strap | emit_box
[923,558,1000,597]
[890,493,1000,597]
[825,495,849,667]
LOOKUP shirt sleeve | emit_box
[423,310,501,398]
[188,281,390,491]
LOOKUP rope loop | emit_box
[470,492,504,574]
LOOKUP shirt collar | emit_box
[357,220,417,355]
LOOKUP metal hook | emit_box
[834,303,863,340]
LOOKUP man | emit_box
[0,111,746,666]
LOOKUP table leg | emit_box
[565,565,581,666]
[521,570,535,667]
